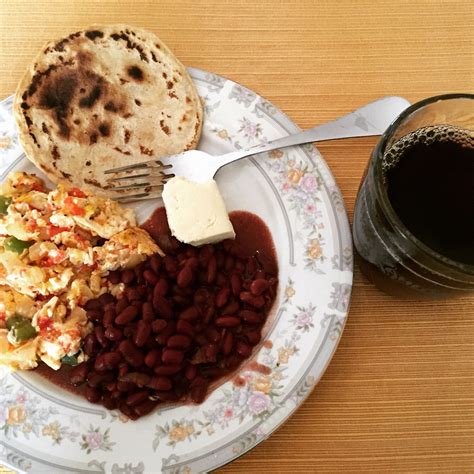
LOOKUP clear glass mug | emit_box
[352,93,474,298]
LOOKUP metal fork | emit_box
[105,96,410,202]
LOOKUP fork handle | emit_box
[215,96,410,170]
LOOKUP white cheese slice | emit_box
[162,176,235,246]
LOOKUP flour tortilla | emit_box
[14,25,203,196]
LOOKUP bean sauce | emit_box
[35,208,278,419]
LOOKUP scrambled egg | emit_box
[0,172,161,370]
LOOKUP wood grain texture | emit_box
[0,1,473,472]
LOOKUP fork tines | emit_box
[104,159,175,202]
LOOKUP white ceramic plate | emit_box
[0,68,352,473]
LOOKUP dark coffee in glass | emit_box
[353,94,474,298]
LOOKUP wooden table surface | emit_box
[1,1,473,472]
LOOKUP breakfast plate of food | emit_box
[0,25,352,472]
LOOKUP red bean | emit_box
[176,319,194,338]
[118,364,129,378]
[125,287,141,301]
[224,255,235,272]
[173,294,191,307]
[102,394,118,410]
[222,300,240,315]
[147,376,172,391]
[143,270,158,286]
[246,257,257,276]
[215,316,241,328]
[119,372,150,387]
[87,371,110,388]
[193,288,211,305]
[195,333,208,346]
[111,389,122,400]
[142,302,155,322]
[151,319,168,334]
[117,381,136,392]
[132,300,143,312]
[134,321,151,347]
[207,256,217,283]
[103,351,122,369]
[216,250,225,269]
[115,298,129,314]
[85,386,101,403]
[215,287,230,308]
[69,362,88,385]
[135,264,146,284]
[245,330,261,345]
[190,384,208,404]
[121,269,135,284]
[216,272,228,287]
[155,334,169,346]
[205,327,221,343]
[115,305,139,325]
[186,256,199,270]
[250,279,270,295]
[83,333,100,357]
[154,321,176,345]
[103,309,116,327]
[240,310,261,324]
[94,354,107,372]
[104,326,122,341]
[118,400,138,419]
[167,334,191,349]
[154,364,182,376]
[152,294,173,319]
[162,349,184,365]
[95,326,108,347]
[105,381,117,392]
[202,305,215,325]
[205,343,217,361]
[99,293,115,306]
[185,364,197,381]
[154,278,168,297]
[236,341,252,357]
[255,269,266,280]
[126,390,150,407]
[198,245,213,265]
[133,399,158,417]
[239,291,265,308]
[164,256,178,274]
[222,331,234,355]
[119,340,144,368]
[87,309,102,323]
[85,299,101,311]
[145,349,161,368]
[179,306,199,321]
[230,273,242,296]
[177,265,193,288]
[150,254,162,273]
[108,271,121,284]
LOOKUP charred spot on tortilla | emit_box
[139,145,153,156]
[98,123,110,137]
[89,131,98,144]
[85,30,104,40]
[127,65,144,81]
